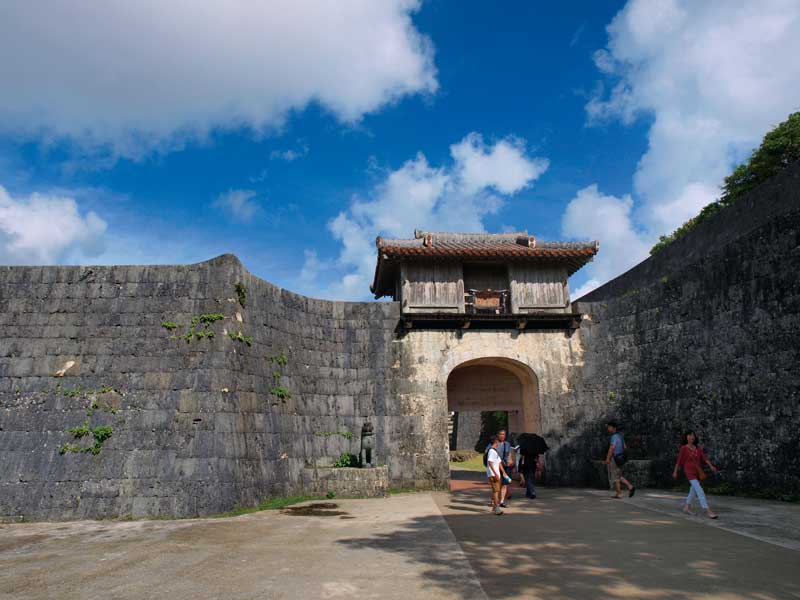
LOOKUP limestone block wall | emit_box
[0,255,425,520]
[571,161,800,494]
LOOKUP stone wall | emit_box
[2,161,797,520]
[570,161,800,494]
[0,255,435,520]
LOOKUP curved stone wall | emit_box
[0,255,428,520]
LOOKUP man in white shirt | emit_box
[485,435,504,515]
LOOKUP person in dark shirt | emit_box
[518,448,538,499]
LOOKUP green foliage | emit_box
[652,112,800,254]
[228,330,253,346]
[659,276,669,284]
[333,452,359,468]
[61,385,83,398]
[326,491,336,499]
[608,391,617,400]
[475,410,509,452]
[68,424,91,439]
[269,351,288,366]
[166,313,224,343]
[198,313,225,325]
[60,422,113,455]
[234,282,247,308]
[269,385,292,399]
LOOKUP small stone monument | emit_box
[360,421,375,468]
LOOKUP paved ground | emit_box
[440,470,800,599]
[0,494,484,600]
[2,474,799,600]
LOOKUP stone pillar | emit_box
[455,411,482,451]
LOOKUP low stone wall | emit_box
[300,466,388,498]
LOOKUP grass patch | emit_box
[388,486,421,495]
[450,453,485,472]
[210,495,322,518]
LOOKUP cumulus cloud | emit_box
[213,189,260,223]
[0,185,107,264]
[300,133,548,300]
[568,0,800,295]
[562,185,650,297]
[0,1,437,159]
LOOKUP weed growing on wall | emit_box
[333,452,359,468]
[57,385,122,456]
[268,351,292,401]
[162,312,225,344]
[234,282,247,308]
[228,330,253,345]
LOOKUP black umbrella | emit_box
[517,433,549,455]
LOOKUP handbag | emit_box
[613,452,628,467]
[697,465,707,481]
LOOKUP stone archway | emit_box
[446,357,541,450]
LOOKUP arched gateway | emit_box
[447,358,541,450]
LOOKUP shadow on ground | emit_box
[339,471,800,600]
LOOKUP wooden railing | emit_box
[464,289,510,315]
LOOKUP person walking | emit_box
[485,435,504,515]
[518,448,538,499]
[498,430,515,506]
[486,429,513,507]
[604,421,635,498]
[673,430,719,519]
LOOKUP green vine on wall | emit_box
[57,385,121,456]
[235,282,247,308]
[228,330,253,346]
[269,351,292,400]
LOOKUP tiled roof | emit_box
[376,230,599,260]
[371,229,599,297]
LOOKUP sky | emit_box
[1,0,799,300]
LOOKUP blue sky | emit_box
[1,1,798,299]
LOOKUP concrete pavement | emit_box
[0,494,485,600]
[438,471,800,599]
[2,474,799,600]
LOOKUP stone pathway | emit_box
[599,488,800,550]
[438,474,800,599]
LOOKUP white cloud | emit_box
[569,0,800,293]
[0,185,107,264]
[270,140,309,162]
[0,1,436,159]
[588,0,800,234]
[213,189,260,223]
[298,133,548,300]
[562,185,650,297]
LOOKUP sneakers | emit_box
[499,502,508,508]
[628,486,636,498]
[493,506,504,515]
